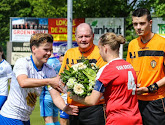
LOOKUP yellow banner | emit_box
[52,34,76,41]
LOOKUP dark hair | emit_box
[99,32,125,51]
[132,8,152,21]
[0,46,5,59]
[30,33,53,50]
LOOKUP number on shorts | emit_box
[127,71,136,95]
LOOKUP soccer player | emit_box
[0,33,78,125]
[72,32,143,125]
[40,54,61,125]
[0,46,12,110]
[126,8,165,125]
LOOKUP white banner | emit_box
[85,18,125,45]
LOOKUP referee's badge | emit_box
[151,60,156,68]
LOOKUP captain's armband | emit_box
[94,80,105,93]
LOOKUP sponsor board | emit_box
[152,18,165,38]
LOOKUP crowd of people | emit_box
[0,8,165,125]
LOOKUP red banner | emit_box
[48,18,85,42]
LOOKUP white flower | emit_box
[71,63,87,71]
[73,83,84,95]
[66,78,77,89]
[71,64,79,71]
[77,63,87,70]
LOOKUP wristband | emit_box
[147,83,159,93]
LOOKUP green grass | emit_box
[30,98,45,125]
[30,98,61,125]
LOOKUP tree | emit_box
[0,0,32,55]
[29,0,67,18]
[152,0,165,19]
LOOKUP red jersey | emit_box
[97,58,142,125]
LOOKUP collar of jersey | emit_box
[0,59,4,64]
[108,57,122,64]
[30,55,43,72]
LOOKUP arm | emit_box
[137,55,165,94]
[14,58,62,92]
[17,75,63,92]
[49,88,78,115]
[72,80,104,106]
[137,77,165,94]
[72,90,103,106]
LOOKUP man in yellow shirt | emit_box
[126,8,165,125]
[59,23,106,125]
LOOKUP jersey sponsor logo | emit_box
[150,60,157,68]
[66,58,97,65]
[129,50,164,59]
[26,92,37,108]
[138,50,164,57]
[116,64,133,70]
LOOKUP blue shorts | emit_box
[0,95,7,110]
[0,114,30,125]
[40,99,59,117]
[59,110,69,119]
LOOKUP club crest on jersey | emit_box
[150,60,156,68]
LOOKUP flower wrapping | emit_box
[60,56,99,97]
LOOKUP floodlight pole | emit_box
[67,0,73,50]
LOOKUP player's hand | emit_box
[137,83,141,88]
[49,75,63,93]
[136,87,148,95]
[63,104,79,115]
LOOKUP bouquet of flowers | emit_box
[60,56,99,97]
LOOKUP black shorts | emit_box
[138,97,165,125]
[69,104,105,125]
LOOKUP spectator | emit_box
[59,23,107,125]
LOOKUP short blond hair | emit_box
[30,33,53,50]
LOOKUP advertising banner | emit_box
[85,18,124,45]
[53,42,78,58]
[9,17,125,64]
[11,18,48,42]
[152,18,165,38]
[48,18,85,42]
[11,42,31,65]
